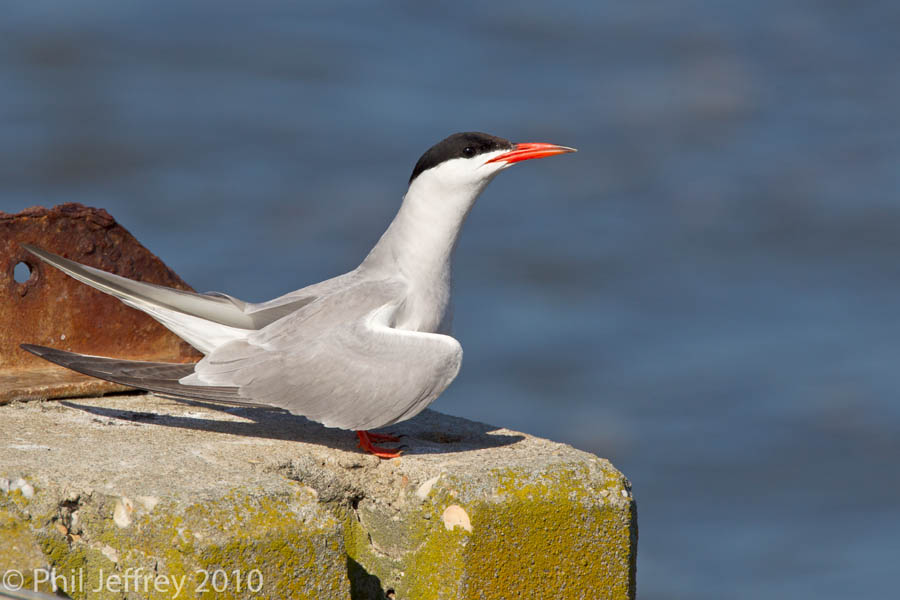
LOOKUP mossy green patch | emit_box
[346,464,636,600]
[460,498,634,598]
[6,487,348,599]
[111,490,346,600]
[0,506,55,594]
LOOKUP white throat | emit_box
[359,156,504,331]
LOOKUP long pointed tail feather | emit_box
[21,245,318,354]
[22,244,259,329]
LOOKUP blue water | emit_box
[3,2,899,598]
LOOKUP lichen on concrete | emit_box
[1,393,636,599]
[371,462,636,599]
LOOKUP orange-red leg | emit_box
[356,430,402,459]
[365,431,401,443]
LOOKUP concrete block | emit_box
[0,394,636,599]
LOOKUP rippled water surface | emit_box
[3,2,899,598]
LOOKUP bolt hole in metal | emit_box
[14,261,33,284]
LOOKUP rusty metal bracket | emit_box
[1,203,202,404]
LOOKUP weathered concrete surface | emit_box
[0,394,636,599]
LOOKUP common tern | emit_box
[21,132,576,457]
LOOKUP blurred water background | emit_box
[2,1,899,598]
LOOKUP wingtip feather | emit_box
[20,243,49,259]
[19,343,48,356]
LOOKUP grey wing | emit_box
[184,280,463,430]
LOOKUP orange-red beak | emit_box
[485,142,577,165]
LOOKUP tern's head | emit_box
[408,132,576,196]
[364,132,576,274]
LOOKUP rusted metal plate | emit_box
[1,203,202,404]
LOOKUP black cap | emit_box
[409,132,513,184]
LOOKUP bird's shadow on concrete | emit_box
[60,394,524,457]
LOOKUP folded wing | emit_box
[185,279,464,430]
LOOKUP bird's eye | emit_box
[462,146,475,157]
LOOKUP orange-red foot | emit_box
[356,430,403,459]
